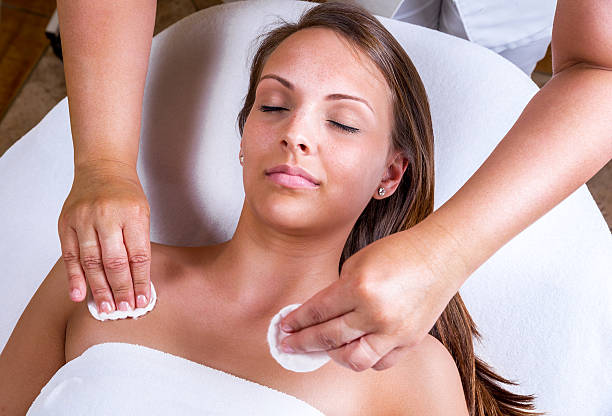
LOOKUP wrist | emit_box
[74,157,138,176]
[408,208,472,293]
[73,158,142,189]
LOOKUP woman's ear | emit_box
[374,151,409,199]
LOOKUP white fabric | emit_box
[441,0,556,75]
[387,0,556,75]
[332,0,406,21]
[391,0,441,29]
[86,281,157,321]
[27,342,326,415]
[268,304,331,372]
[0,0,611,414]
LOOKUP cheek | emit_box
[242,116,274,152]
[322,143,383,212]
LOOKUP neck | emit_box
[203,202,351,316]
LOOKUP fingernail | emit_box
[100,301,112,314]
[281,343,295,353]
[137,295,148,308]
[118,301,131,311]
[281,323,293,332]
[70,288,81,300]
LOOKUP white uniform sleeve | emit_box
[390,0,557,75]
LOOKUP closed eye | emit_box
[258,105,359,134]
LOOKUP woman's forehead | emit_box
[267,28,383,80]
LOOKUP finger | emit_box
[329,333,394,372]
[122,219,151,309]
[281,310,368,353]
[58,226,87,302]
[97,222,135,311]
[280,278,355,333]
[76,226,116,314]
[371,346,407,371]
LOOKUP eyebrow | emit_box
[258,73,375,115]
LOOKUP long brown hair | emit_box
[237,2,544,414]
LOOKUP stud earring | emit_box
[378,187,385,196]
[239,153,244,164]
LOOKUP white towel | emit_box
[27,342,326,415]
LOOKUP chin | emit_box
[249,193,315,228]
[265,204,316,229]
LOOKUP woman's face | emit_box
[241,27,407,235]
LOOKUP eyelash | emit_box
[258,105,359,134]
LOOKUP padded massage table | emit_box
[1,0,610,414]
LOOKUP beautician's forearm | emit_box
[429,63,612,286]
[57,0,156,171]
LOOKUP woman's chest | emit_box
[63,284,380,415]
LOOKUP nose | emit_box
[280,111,316,156]
[282,137,310,155]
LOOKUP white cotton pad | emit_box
[86,281,157,321]
[267,303,331,373]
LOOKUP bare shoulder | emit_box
[0,257,77,413]
[365,334,469,416]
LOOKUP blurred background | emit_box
[0,0,609,229]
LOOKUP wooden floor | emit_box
[0,0,56,122]
[0,0,609,230]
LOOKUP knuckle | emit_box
[128,253,151,266]
[353,282,388,326]
[346,355,365,372]
[354,278,377,301]
[110,284,132,297]
[60,201,77,217]
[91,286,110,298]
[95,201,118,218]
[61,251,80,264]
[316,331,338,349]
[404,337,421,350]
[132,276,151,288]
[103,256,129,272]
[57,214,68,230]
[373,308,393,329]
[133,281,150,293]
[81,255,103,271]
[65,272,83,284]
[131,203,150,218]
[372,360,389,371]
[74,203,93,221]
[308,306,326,325]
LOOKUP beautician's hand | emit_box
[279,218,466,372]
[58,160,152,314]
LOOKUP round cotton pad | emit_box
[87,281,157,321]
[267,303,331,373]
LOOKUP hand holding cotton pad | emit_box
[267,303,331,372]
[87,281,157,321]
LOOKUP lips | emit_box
[265,164,320,186]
